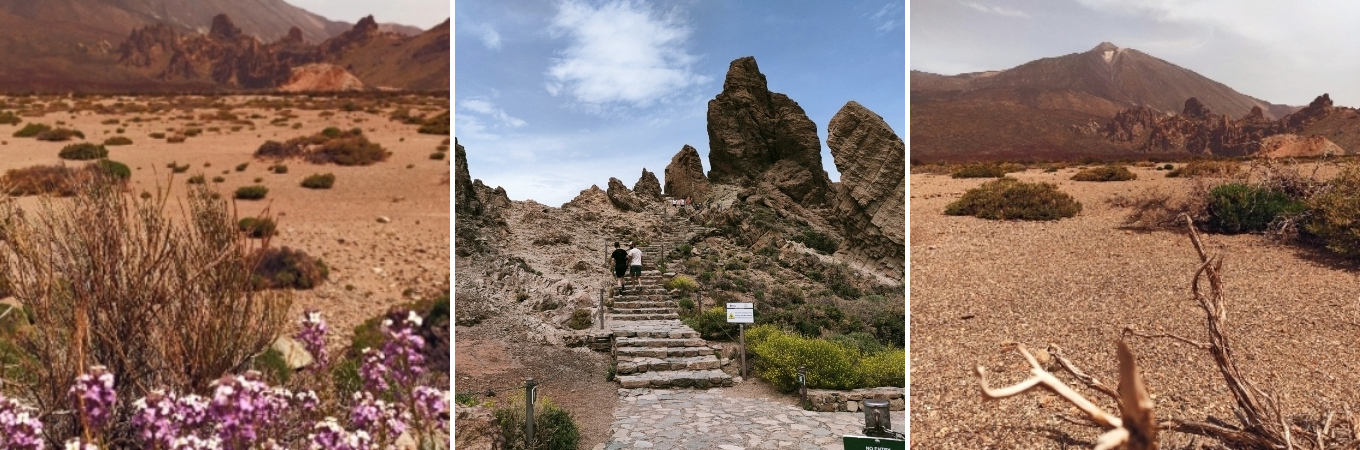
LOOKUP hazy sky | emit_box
[456,0,906,206]
[912,0,1360,108]
[288,0,450,30]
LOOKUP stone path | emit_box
[594,388,906,450]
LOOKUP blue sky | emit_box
[455,0,906,206]
[912,0,1360,108]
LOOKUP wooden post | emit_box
[799,365,807,406]
[598,287,605,330]
[524,378,536,447]
[739,324,747,378]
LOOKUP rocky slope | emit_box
[1098,94,1360,156]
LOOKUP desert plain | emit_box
[910,163,1359,448]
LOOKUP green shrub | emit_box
[1205,183,1304,234]
[315,137,389,166]
[92,159,131,180]
[270,164,289,174]
[251,347,292,384]
[429,152,446,160]
[664,275,699,295]
[12,123,51,137]
[1167,160,1239,178]
[238,217,277,238]
[1303,167,1360,259]
[2,164,83,196]
[683,306,739,341]
[567,308,592,330]
[0,110,20,125]
[301,173,335,189]
[321,127,343,138]
[252,246,328,289]
[149,132,166,139]
[1161,163,1175,170]
[1071,165,1137,182]
[944,177,1081,220]
[187,175,206,185]
[166,135,186,143]
[417,111,450,135]
[235,162,249,172]
[751,331,860,391]
[678,298,695,311]
[951,163,1010,179]
[793,229,838,254]
[103,136,133,146]
[495,394,580,450]
[235,185,269,200]
[857,348,906,388]
[58,143,108,160]
[36,128,81,141]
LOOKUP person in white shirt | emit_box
[627,243,643,291]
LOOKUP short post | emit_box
[525,378,536,446]
[798,365,807,406]
[598,287,605,330]
[739,324,747,378]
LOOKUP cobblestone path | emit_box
[594,388,906,450]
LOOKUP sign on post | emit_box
[726,303,754,378]
[842,436,905,450]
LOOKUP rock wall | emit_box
[826,101,905,280]
[663,144,711,201]
[706,56,830,206]
[805,387,905,412]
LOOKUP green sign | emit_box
[842,435,905,450]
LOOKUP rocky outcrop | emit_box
[663,145,710,201]
[1103,97,1283,156]
[606,177,645,211]
[826,101,905,280]
[1257,134,1344,158]
[454,139,509,256]
[563,185,611,210]
[706,56,830,206]
[454,139,478,218]
[278,63,365,92]
[633,169,663,201]
[1281,94,1335,131]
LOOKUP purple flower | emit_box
[360,311,427,395]
[412,386,450,433]
[69,365,116,432]
[308,417,372,450]
[0,393,45,450]
[296,310,329,370]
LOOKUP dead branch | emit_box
[1050,344,1121,404]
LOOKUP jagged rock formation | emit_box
[1101,94,1359,156]
[633,169,663,202]
[278,63,365,91]
[706,56,830,205]
[563,185,611,210]
[826,101,905,279]
[117,14,445,91]
[607,177,646,211]
[454,139,509,256]
[664,145,711,201]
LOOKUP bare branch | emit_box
[1049,344,1121,403]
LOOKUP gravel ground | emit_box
[910,165,1360,448]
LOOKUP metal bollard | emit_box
[525,378,536,446]
[861,399,894,438]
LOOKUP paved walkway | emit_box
[595,388,906,450]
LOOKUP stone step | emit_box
[609,307,676,315]
[613,329,699,339]
[615,336,707,348]
[610,313,680,321]
[616,369,734,389]
[614,345,714,358]
[616,355,722,374]
[611,300,676,309]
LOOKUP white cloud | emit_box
[477,24,502,50]
[960,1,1030,17]
[544,0,711,109]
[458,99,526,129]
[870,3,901,33]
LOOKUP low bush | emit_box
[235,162,249,172]
[1302,167,1360,259]
[665,275,699,295]
[167,135,186,143]
[429,152,445,160]
[12,123,50,137]
[234,185,269,200]
[187,174,206,184]
[238,217,277,238]
[748,325,904,392]
[149,132,166,139]
[417,110,450,135]
[793,229,839,254]
[1071,165,1137,181]
[315,136,390,165]
[945,177,1082,220]
[252,246,328,289]
[567,308,592,330]
[1167,160,1239,178]
[255,140,292,158]
[103,136,133,146]
[951,163,1012,179]
[58,142,108,160]
[92,159,131,180]
[0,110,20,125]
[321,127,343,138]
[1205,183,1304,234]
[36,127,82,141]
[683,306,740,341]
[495,393,580,450]
[271,164,289,174]
[2,164,83,196]
[301,173,335,189]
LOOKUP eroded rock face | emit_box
[606,177,645,211]
[563,185,611,210]
[706,56,830,205]
[633,169,663,201]
[454,404,505,450]
[454,139,509,256]
[1257,134,1344,158]
[826,101,905,280]
[1101,93,1360,157]
[278,63,365,91]
[664,144,710,201]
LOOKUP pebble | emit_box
[596,388,905,450]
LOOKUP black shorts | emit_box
[630,265,642,276]
[614,265,627,278]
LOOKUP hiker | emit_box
[627,242,643,291]
[686,197,693,209]
[609,242,629,293]
[671,198,677,207]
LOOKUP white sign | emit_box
[726,308,754,323]
[726,302,753,310]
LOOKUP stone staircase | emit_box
[608,212,731,389]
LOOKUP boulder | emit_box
[606,177,645,211]
[664,144,711,201]
[706,56,830,206]
[826,101,905,280]
[269,336,314,370]
[633,168,663,201]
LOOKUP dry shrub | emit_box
[1071,165,1137,181]
[1,164,87,196]
[0,179,290,441]
[1302,166,1360,259]
[1113,184,1210,229]
[252,246,329,289]
[945,177,1082,220]
[1167,160,1240,178]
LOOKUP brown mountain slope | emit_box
[0,0,347,43]
[911,42,1300,162]
[332,19,449,91]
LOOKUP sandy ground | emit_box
[0,95,451,345]
[910,165,1360,448]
